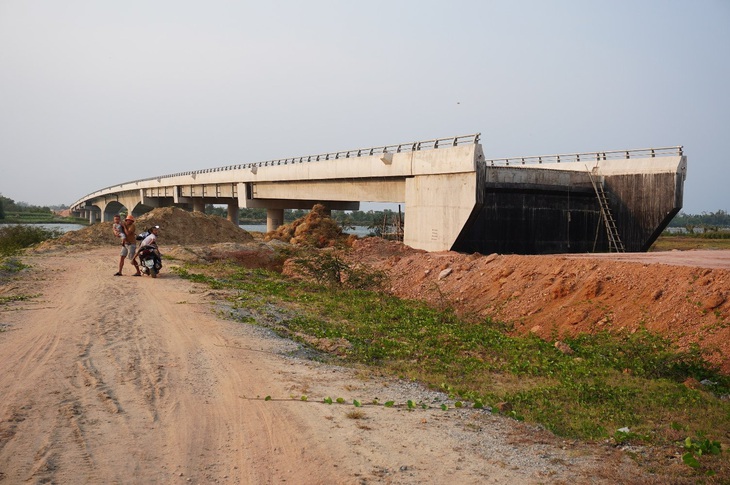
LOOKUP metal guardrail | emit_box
[73,133,481,205]
[167,133,480,176]
[484,146,683,166]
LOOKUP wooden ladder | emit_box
[587,169,625,253]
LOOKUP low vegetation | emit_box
[175,248,729,478]
[0,224,63,256]
[652,233,730,251]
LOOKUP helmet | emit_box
[125,215,135,221]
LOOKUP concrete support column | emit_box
[192,199,206,212]
[267,208,284,233]
[227,202,239,225]
[88,211,95,224]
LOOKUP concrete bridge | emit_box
[71,133,686,254]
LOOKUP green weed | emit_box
[0,256,28,274]
[0,294,37,306]
[682,435,723,474]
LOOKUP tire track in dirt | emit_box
[0,253,172,482]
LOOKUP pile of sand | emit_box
[132,207,254,245]
[34,207,254,250]
[265,204,355,248]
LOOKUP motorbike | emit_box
[137,245,162,278]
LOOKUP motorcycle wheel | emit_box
[150,267,157,278]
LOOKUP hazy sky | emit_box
[1,1,728,213]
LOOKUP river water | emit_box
[0,223,86,233]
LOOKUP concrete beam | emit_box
[242,198,359,211]
[250,179,405,203]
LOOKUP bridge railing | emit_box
[484,146,683,166]
[181,133,480,174]
[73,133,481,205]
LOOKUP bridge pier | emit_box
[87,209,98,224]
[192,199,206,213]
[266,208,284,233]
[227,202,239,225]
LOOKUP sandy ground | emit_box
[0,247,689,484]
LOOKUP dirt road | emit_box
[0,248,684,484]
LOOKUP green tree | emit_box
[669,210,730,229]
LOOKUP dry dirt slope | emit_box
[348,239,730,374]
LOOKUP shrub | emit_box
[0,225,62,255]
[293,250,387,290]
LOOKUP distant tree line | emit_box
[0,195,54,221]
[204,205,403,228]
[668,210,730,231]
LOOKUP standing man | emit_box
[112,214,126,276]
[121,214,142,276]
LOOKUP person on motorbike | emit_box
[138,225,159,249]
[135,226,162,276]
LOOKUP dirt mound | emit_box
[166,241,288,271]
[349,238,730,374]
[133,207,254,245]
[34,207,254,251]
[265,204,356,248]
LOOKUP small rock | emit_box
[438,268,453,280]
[554,341,574,355]
[703,293,726,310]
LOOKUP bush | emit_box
[293,250,387,290]
[699,231,730,240]
[0,225,62,255]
